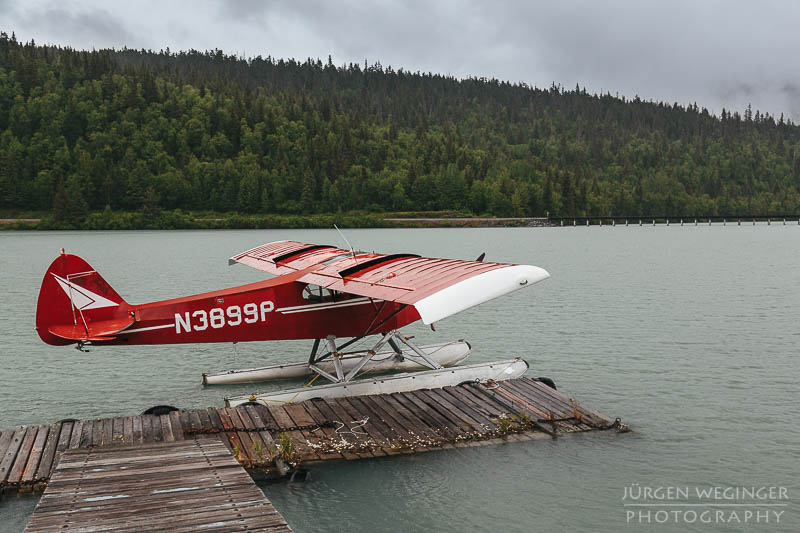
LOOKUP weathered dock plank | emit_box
[110,417,123,446]
[91,417,103,447]
[439,386,491,422]
[79,419,93,448]
[24,437,292,532]
[226,408,259,466]
[160,413,175,442]
[358,394,416,443]
[189,409,203,433]
[206,407,225,432]
[308,398,361,460]
[299,402,348,460]
[505,379,601,431]
[1,377,623,494]
[252,404,280,431]
[34,423,60,482]
[21,425,49,485]
[0,428,26,484]
[102,417,114,446]
[7,426,38,485]
[243,405,292,476]
[265,404,316,460]
[324,399,377,458]
[140,414,153,443]
[395,391,463,440]
[65,420,80,449]
[416,389,481,436]
[168,410,184,440]
[0,431,15,464]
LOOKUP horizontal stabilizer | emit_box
[48,316,135,342]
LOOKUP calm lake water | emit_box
[1,227,797,532]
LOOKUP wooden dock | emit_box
[24,437,292,532]
[1,377,624,496]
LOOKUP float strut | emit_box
[307,338,321,365]
[343,331,395,382]
[327,335,345,381]
[387,337,404,358]
[398,334,443,370]
[308,364,339,383]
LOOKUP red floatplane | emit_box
[36,240,549,405]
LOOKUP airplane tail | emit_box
[36,250,134,346]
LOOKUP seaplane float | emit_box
[35,240,550,406]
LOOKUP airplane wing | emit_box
[229,241,349,275]
[230,240,549,325]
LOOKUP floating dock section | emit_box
[24,437,292,532]
[2,377,624,496]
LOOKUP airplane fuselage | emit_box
[91,274,418,345]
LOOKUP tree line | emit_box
[1,31,799,228]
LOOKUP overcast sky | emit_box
[4,0,800,120]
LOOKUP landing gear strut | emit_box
[307,330,443,384]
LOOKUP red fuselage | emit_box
[117,272,420,345]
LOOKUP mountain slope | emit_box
[1,31,798,223]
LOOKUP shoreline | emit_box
[2,213,798,230]
[0,212,555,230]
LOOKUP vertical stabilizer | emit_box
[36,251,132,345]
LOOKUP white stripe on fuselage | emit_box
[120,298,374,334]
[122,324,174,334]
[276,297,373,314]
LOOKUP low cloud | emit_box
[8,1,137,48]
[4,0,800,119]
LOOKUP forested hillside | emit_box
[1,31,799,228]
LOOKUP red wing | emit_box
[229,241,352,275]
[232,241,550,325]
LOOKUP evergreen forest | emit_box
[1,32,799,228]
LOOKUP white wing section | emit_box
[412,265,549,324]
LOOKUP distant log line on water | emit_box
[389,214,800,227]
[548,214,800,226]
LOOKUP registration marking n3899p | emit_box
[175,301,274,333]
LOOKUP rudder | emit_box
[36,251,132,345]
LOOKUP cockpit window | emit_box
[302,284,342,302]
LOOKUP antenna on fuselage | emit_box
[334,224,359,265]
